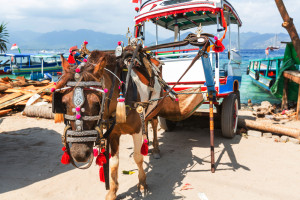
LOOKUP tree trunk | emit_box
[275,0,300,59]
[238,117,300,140]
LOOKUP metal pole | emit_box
[209,92,215,173]
[41,58,44,75]
[238,26,241,52]
[229,16,231,60]
[156,20,158,46]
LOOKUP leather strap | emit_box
[64,115,101,121]
[66,130,98,136]
[67,81,102,87]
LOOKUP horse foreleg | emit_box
[105,134,120,200]
[132,132,148,193]
[150,117,160,159]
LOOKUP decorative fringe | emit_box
[54,113,64,123]
[99,166,105,182]
[96,153,107,166]
[141,134,148,156]
[68,54,76,64]
[116,93,126,123]
[212,37,225,53]
[61,147,70,165]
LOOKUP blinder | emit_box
[52,92,66,114]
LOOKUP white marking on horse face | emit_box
[131,71,161,116]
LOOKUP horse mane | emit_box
[56,50,117,89]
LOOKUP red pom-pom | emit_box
[68,54,76,64]
[51,88,56,93]
[96,153,107,166]
[141,140,148,156]
[135,7,139,12]
[213,40,225,53]
[117,41,122,46]
[75,68,81,73]
[99,166,105,182]
[93,149,99,157]
[61,151,70,165]
[84,41,88,45]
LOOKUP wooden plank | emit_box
[15,100,28,106]
[282,78,289,110]
[5,88,34,94]
[41,95,52,102]
[0,93,33,110]
[0,93,23,104]
[0,109,12,116]
[283,71,300,84]
[297,86,300,120]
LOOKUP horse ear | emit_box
[60,55,70,72]
[93,57,107,76]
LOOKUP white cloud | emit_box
[0,0,299,36]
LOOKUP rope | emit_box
[24,104,54,119]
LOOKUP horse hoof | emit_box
[138,184,149,197]
[153,153,161,159]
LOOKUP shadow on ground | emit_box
[0,127,73,194]
[117,116,250,199]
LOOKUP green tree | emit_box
[0,23,9,53]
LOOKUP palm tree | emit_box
[0,23,9,53]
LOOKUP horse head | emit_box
[56,51,112,163]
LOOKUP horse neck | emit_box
[102,64,120,119]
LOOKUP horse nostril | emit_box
[70,143,93,163]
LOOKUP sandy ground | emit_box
[0,113,300,200]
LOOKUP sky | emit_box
[1,0,300,37]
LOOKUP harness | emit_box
[53,61,118,190]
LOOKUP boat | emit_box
[0,53,63,80]
[247,56,284,91]
[248,42,299,94]
[267,34,280,51]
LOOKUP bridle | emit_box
[53,61,114,169]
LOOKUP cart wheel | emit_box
[158,117,176,131]
[221,93,238,138]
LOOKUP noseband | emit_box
[53,61,114,169]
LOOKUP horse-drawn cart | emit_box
[133,0,242,136]
[131,0,242,171]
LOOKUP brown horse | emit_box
[55,50,150,200]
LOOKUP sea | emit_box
[1,49,286,104]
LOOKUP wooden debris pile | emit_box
[0,76,54,117]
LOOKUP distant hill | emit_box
[7,29,291,51]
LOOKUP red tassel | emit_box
[68,54,76,64]
[213,40,225,53]
[99,166,105,182]
[61,147,70,165]
[141,139,148,156]
[96,153,107,166]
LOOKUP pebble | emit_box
[263,133,273,138]
[288,137,300,144]
[272,135,280,142]
[247,130,262,138]
[280,136,289,143]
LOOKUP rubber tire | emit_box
[234,90,241,109]
[158,117,176,132]
[255,71,260,80]
[221,93,238,138]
